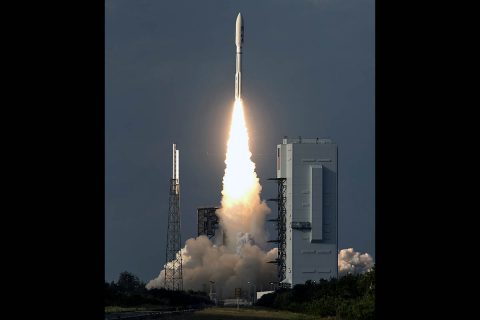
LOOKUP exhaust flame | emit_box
[222,99,257,203]
[217,99,270,249]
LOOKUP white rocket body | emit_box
[235,13,244,100]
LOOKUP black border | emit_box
[22,1,106,318]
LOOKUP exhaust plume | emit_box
[217,99,271,249]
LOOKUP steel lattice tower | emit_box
[165,144,183,291]
[267,178,287,286]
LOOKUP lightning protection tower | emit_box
[164,144,183,291]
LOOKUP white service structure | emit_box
[277,137,338,286]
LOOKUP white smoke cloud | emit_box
[146,235,277,296]
[216,195,270,250]
[338,248,374,277]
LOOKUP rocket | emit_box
[235,13,244,100]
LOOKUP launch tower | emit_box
[165,144,183,290]
[267,178,287,287]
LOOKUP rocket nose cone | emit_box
[236,12,243,25]
[235,12,244,46]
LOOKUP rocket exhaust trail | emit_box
[235,13,244,100]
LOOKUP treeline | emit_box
[256,266,375,320]
[105,271,213,308]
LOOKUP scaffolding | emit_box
[267,177,287,287]
[165,144,183,291]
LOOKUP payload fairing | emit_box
[235,13,244,100]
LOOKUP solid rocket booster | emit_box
[235,13,244,100]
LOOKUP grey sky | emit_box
[105,0,375,282]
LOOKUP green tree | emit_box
[117,271,143,293]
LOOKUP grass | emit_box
[105,306,335,319]
[178,307,334,320]
[106,304,191,313]
[105,306,149,313]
